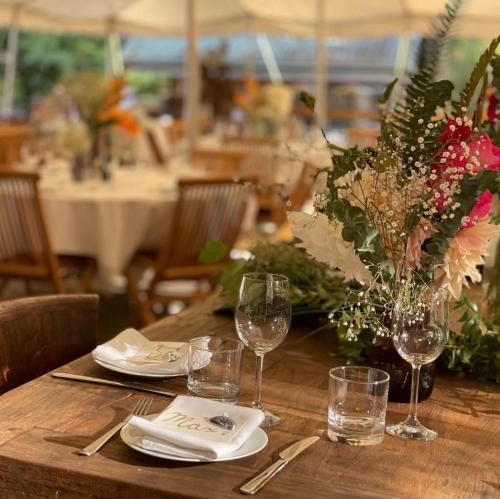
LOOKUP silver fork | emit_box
[78,397,152,456]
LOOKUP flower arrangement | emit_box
[35,72,139,159]
[62,72,139,138]
[287,0,500,372]
[234,76,293,138]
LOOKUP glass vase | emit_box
[369,334,435,403]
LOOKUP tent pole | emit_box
[185,0,199,155]
[105,18,124,77]
[1,5,20,120]
[315,0,327,128]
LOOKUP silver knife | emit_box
[240,435,320,495]
[51,372,177,397]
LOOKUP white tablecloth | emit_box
[38,158,256,291]
[39,163,181,290]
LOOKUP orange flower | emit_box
[98,107,139,135]
[234,76,261,111]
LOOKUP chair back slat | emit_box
[155,179,249,275]
[0,171,57,279]
[222,135,280,151]
[0,294,98,394]
[191,149,248,177]
[0,173,44,259]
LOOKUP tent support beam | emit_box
[185,0,199,155]
[315,0,327,128]
[1,5,20,120]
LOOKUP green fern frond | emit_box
[386,0,463,162]
[454,35,500,114]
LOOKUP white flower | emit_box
[313,171,329,195]
[438,217,500,299]
[288,211,373,283]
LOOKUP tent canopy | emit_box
[0,0,498,38]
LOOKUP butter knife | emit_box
[240,435,320,495]
[51,372,177,397]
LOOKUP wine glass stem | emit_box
[253,353,265,410]
[408,364,421,425]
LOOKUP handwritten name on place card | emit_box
[157,411,233,438]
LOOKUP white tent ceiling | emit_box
[0,0,498,38]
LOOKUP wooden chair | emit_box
[0,171,96,295]
[127,178,250,325]
[0,124,30,169]
[345,127,379,148]
[0,294,98,394]
[257,161,318,226]
[191,148,249,177]
[145,129,167,165]
[222,135,281,150]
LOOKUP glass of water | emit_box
[386,289,448,441]
[187,336,243,403]
[235,273,291,427]
[328,366,390,446]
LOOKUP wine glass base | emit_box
[260,410,281,428]
[386,418,437,441]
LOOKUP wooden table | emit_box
[0,298,498,498]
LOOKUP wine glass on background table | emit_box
[235,273,291,428]
[385,288,448,441]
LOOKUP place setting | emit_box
[58,271,303,476]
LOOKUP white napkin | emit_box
[92,328,188,375]
[127,396,265,460]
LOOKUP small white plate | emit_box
[120,420,268,462]
[93,357,185,378]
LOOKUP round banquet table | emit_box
[37,160,225,291]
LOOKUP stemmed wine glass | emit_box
[385,288,448,441]
[235,273,291,428]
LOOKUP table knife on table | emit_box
[51,372,177,397]
[240,435,320,495]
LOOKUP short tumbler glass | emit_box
[328,366,390,446]
[188,336,243,403]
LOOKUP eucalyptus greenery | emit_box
[219,242,346,316]
[445,294,500,383]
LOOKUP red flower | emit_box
[431,122,500,223]
[466,190,493,227]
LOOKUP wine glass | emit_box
[235,272,291,428]
[385,289,448,441]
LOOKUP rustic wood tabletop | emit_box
[0,297,498,498]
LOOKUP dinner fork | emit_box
[78,397,152,456]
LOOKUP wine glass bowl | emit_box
[393,320,448,366]
[386,290,448,441]
[235,272,291,428]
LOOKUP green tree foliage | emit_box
[0,30,105,112]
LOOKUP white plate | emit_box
[93,357,185,378]
[120,420,268,462]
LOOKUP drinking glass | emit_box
[328,366,390,445]
[386,290,448,441]
[187,336,243,403]
[235,273,291,427]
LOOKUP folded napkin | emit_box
[128,396,265,460]
[92,328,188,375]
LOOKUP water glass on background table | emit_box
[328,366,390,446]
[235,272,291,428]
[188,336,243,403]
